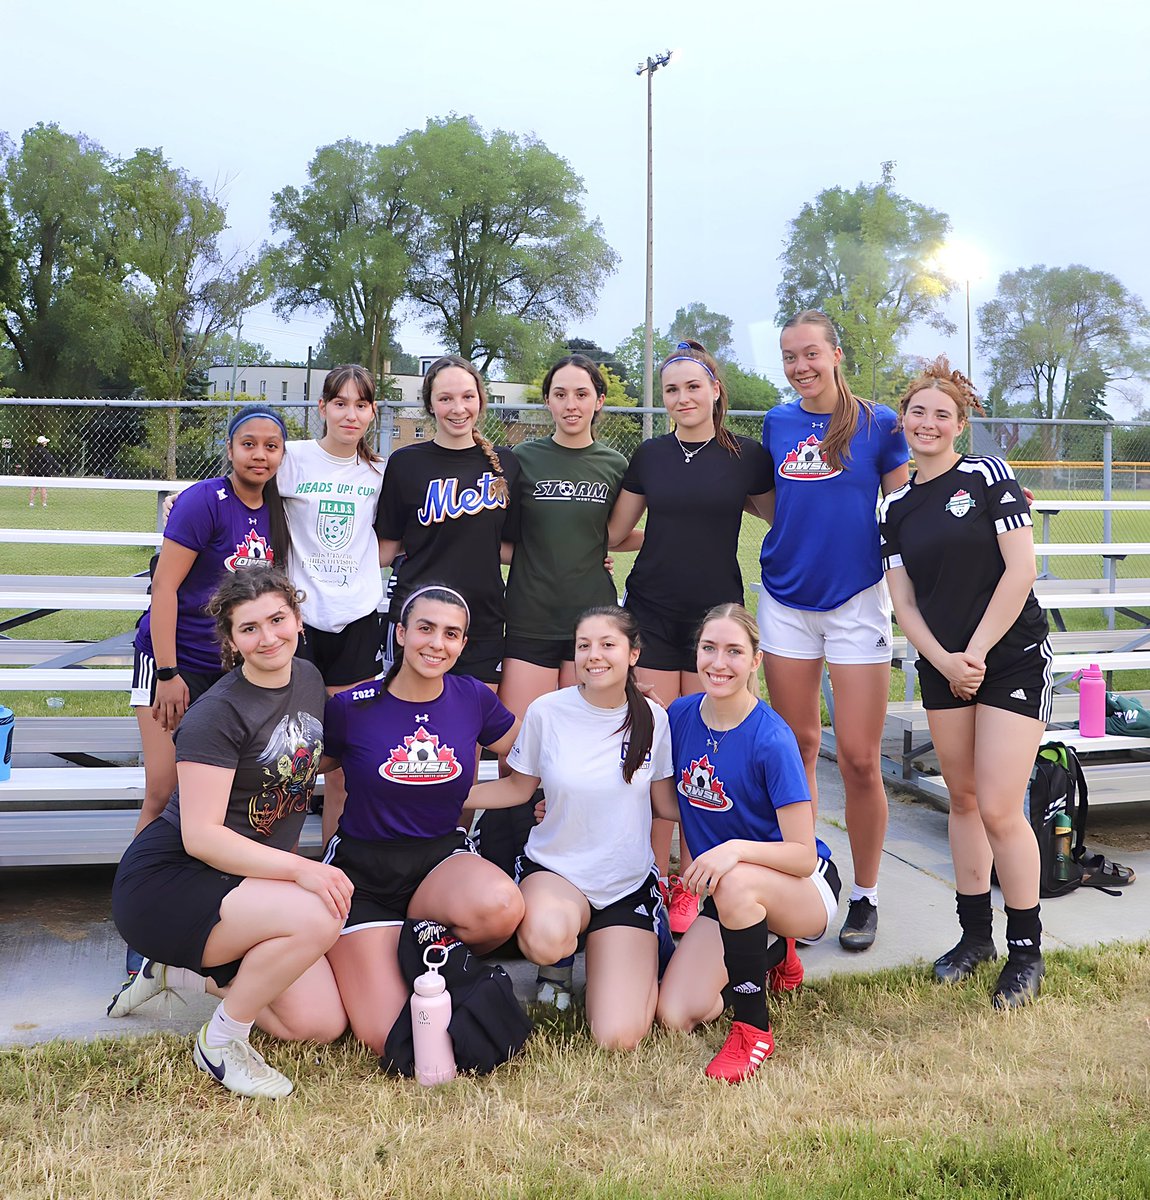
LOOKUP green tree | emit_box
[614,324,673,400]
[724,362,780,411]
[666,302,735,361]
[204,329,272,367]
[776,163,954,398]
[978,264,1150,424]
[268,138,416,382]
[405,116,618,373]
[0,123,126,396]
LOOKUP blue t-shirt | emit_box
[668,693,829,861]
[760,401,908,611]
[325,673,515,842]
[135,476,276,673]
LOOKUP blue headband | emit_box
[663,342,716,381]
[228,407,288,441]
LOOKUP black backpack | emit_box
[1024,742,1135,897]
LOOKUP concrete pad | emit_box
[1,759,1147,1049]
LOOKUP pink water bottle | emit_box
[411,945,456,1086]
[1075,663,1105,738]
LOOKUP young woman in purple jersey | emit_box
[130,405,291,833]
[657,604,840,1084]
[607,340,775,938]
[881,360,1048,1008]
[109,569,350,1100]
[758,311,909,953]
[321,586,524,1054]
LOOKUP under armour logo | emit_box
[414,713,430,723]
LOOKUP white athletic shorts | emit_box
[757,581,893,666]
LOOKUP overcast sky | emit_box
[4,0,1149,407]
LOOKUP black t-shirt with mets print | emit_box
[375,441,521,642]
[879,455,1048,667]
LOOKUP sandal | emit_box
[1075,850,1136,890]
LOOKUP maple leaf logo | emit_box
[677,754,732,811]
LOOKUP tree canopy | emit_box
[776,163,954,401]
[978,264,1150,420]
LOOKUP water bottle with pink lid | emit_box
[1074,662,1105,738]
[411,944,456,1086]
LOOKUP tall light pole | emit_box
[637,49,673,437]
[935,241,987,380]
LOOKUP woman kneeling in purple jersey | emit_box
[321,586,524,1053]
[657,604,841,1084]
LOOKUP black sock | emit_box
[955,891,993,944]
[1004,904,1042,960]
[720,920,771,1029]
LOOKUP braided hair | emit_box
[421,355,509,502]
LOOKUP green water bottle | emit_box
[1053,813,1073,882]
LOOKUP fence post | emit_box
[1103,426,1115,629]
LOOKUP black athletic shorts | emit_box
[111,817,243,987]
[623,590,709,674]
[383,621,505,685]
[918,638,1053,722]
[502,634,575,670]
[515,857,663,936]
[698,856,842,934]
[324,827,479,931]
[131,646,222,708]
[296,610,382,688]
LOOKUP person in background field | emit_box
[374,355,520,692]
[658,603,840,1083]
[27,434,58,506]
[276,365,386,844]
[880,358,1049,1008]
[470,607,675,1048]
[607,340,775,941]
[481,354,640,1007]
[758,311,909,953]
[321,586,524,1055]
[108,568,349,1099]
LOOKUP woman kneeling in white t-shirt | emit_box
[467,607,677,1049]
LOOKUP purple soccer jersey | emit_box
[135,477,276,673]
[325,674,515,842]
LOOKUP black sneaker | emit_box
[991,955,1044,1009]
[933,938,997,984]
[838,898,878,952]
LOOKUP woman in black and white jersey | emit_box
[879,358,1050,1008]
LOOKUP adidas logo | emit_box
[1010,688,1027,700]
[633,904,649,917]
[1000,490,1016,503]
[732,982,762,995]
[875,635,888,648]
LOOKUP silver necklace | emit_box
[675,435,713,464]
[701,697,753,753]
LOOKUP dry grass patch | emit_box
[2,943,1149,1199]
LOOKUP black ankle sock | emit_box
[955,890,993,944]
[1004,904,1042,960]
[720,920,771,1028]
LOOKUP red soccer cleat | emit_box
[704,1020,775,1084]
[767,938,804,993]
[667,875,699,935]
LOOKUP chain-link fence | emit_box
[2,398,1148,591]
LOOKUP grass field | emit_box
[1,942,1148,1199]
[1,484,1148,719]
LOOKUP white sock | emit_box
[164,967,206,993]
[849,885,878,906]
[205,1001,254,1049]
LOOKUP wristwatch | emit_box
[155,666,180,682]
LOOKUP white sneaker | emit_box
[107,959,173,1017]
[192,1024,294,1098]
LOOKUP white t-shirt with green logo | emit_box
[278,440,384,633]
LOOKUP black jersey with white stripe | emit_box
[878,455,1048,662]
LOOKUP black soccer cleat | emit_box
[932,938,998,984]
[991,955,1044,1009]
[838,898,878,952]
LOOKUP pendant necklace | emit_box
[675,435,713,465]
[700,700,731,754]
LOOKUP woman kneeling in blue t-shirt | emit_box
[657,604,842,1084]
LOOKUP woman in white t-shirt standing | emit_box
[468,607,677,1049]
[277,365,386,840]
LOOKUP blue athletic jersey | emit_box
[668,694,829,861]
[760,401,908,611]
